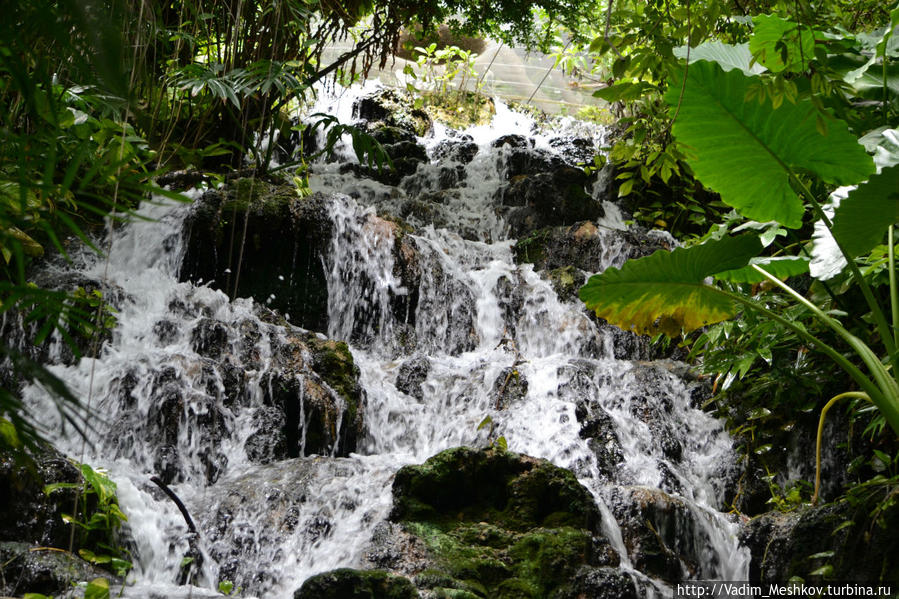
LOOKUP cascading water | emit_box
[20,83,749,598]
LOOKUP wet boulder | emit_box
[491,366,528,409]
[608,486,714,582]
[552,566,638,599]
[547,135,597,167]
[396,355,430,400]
[741,500,899,582]
[386,447,618,598]
[575,402,625,479]
[503,168,602,238]
[0,446,81,548]
[513,221,673,274]
[353,88,432,137]
[433,135,479,165]
[0,541,116,597]
[294,568,419,599]
[256,329,364,460]
[180,180,333,333]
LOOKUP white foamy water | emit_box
[20,84,748,598]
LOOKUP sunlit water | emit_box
[21,84,748,598]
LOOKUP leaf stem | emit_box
[789,172,897,373]
[889,225,898,350]
[749,264,899,436]
[812,391,871,505]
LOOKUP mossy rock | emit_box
[389,447,617,598]
[293,568,419,599]
[391,447,599,531]
[180,184,333,333]
[305,334,363,426]
[0,542,117,597]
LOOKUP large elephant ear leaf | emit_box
[830,165,899,258]
[664,61,875,229]
[579,235,761,337]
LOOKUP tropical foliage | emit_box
[578,3,899,505]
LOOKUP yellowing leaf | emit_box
[579,235,762,337]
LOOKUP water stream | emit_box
[21,84,749,597]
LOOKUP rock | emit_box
[0,446,80,548]
[0,541,117,597]
[499,148,564,181]
[294,568,420,599]
[502,168,602,238]
[491,366,528,408]
[372,126,418,146]
[433,136,479,164]
[387,447,617,598]
[396,355,430,400]
[390,447,599,531]
[353,88,432,137]
[552,566,638,599]
[257,330,364,460]
[741,500,899,582]
[608,486,712,582]
[574,402,625,479]
[547,135,597,167]
[180,181,333,333]
[491,135,533,150]
[513,222,673,274]
[191,317,230,359]
[544,266,586,303]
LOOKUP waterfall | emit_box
[19,85,749,598]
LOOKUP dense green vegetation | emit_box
[1,0,897,589]
[572,0,899,520]
[0,0,590,454]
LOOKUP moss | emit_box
[294,568,419,599]
[306,335,361,423]
[425,93,496,130]
[391,448,606,598]
[512,229,551,265]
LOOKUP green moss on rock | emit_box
[294,568,419,599]
[389,447,617,598]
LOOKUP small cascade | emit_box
[17,84,749,598]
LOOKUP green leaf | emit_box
[749,14,816,73]
[673,42,766,76]
[664,61,874,228]
[593,81,656,103]
[579,235,762,337]
[714,256,810,283]
[829,165,899,259]
[84,577,110,599]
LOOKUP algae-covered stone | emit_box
[0,541,117,597]
[180,183,332,333]
[391,447,598,531]
[387,447,617,598]
[294,568,419,599]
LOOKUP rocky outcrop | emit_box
[372,447,619,598]
[608,486,714,582]
[741,500,899,583]
[180,179,333,333]
[0,448,123,596]
[0,446,81,548]
[0,541,116,597]
[503,168,603,238]
[354,88,432,138]
[294,568,420,599]
[513,221,673,274]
